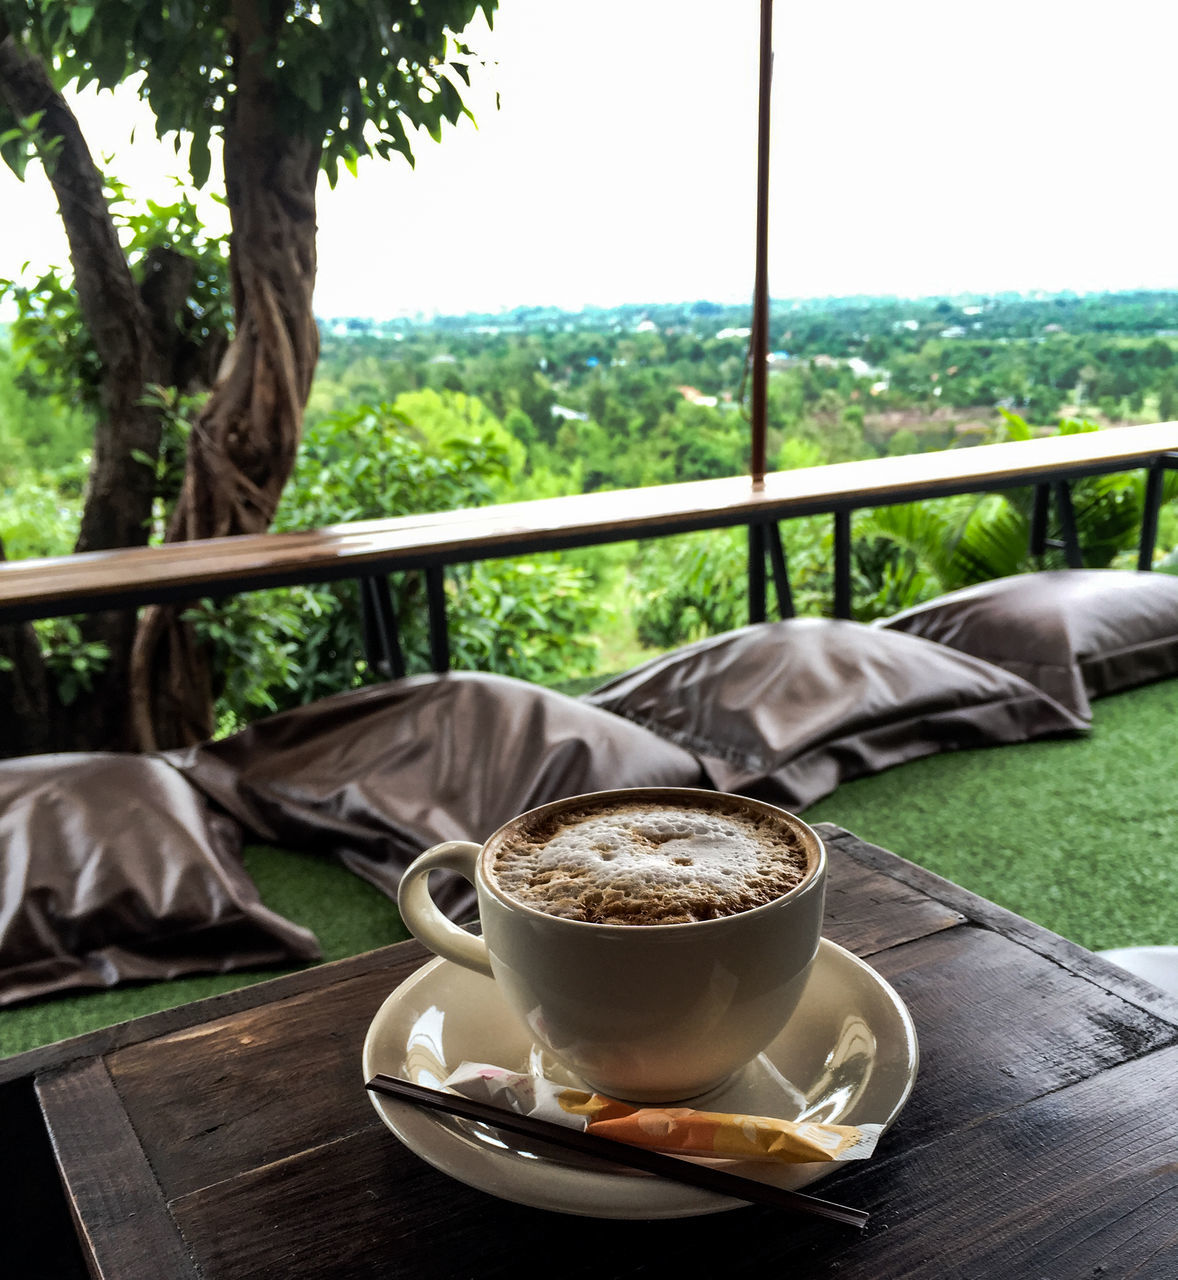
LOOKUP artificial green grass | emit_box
[806,677,1178,952]
[3,678,1176,1060]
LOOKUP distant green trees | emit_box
[307,291,1178,506]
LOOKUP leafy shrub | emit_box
[856,415,1178,609]
[630,515,845,650]
[194,399,604,725]
[0,467,113,695]
[0,469,83,558]
[0,346,92,481]
[34,619,110,706]
[631,530,749,649]
[1,178,230,421]
[447,558,599,682]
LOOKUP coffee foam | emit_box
[489,800,809,925]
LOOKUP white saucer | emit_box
[362,938,918,1219]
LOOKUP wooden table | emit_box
[4,825,1177,1279]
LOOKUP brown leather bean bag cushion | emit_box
[584,618,1088,809]
[0,754,321,1007]
[168,672,708,918]
[879,570,1178,719]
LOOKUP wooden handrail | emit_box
[2,420,1177,627]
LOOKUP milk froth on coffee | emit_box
[488,797,809,925]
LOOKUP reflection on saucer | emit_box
[362,939,918,1220]
[800,1015,876,1122]
[404,1004,448,1085]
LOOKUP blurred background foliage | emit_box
[5,264,1178,732]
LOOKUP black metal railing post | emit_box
[833,511,853,619]
[748,522,767,623]
[359,575,407,679]
[1052,481,1084,568]
[1138,453,1178,570]
[1029,483,1050,559]
[765,523,794,619]
[425,566,450,673]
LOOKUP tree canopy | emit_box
[1,0,492,182]
[0,0,497,755]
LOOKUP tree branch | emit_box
[0,32,161,554]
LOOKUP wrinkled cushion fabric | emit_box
[879,570,1178,719]
[168,672,707,919]
[584,618,1088,809]
[0,753,321,1007]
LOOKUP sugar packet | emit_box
[441,1062,881,1164]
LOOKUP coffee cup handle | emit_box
[397,841,494,978]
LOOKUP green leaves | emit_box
[0,110,55,182]
[632,529,749,649]
[30,619,110,706]
[0,174,230,417]
[855,417,1172,605]
[177,393,602,720]
[187,132,212,190]
[997,406,1033,441]
[68,6,95,36]
[7,0,497,188]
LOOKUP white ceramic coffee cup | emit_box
[397,788,826,1103]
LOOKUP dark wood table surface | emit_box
[4,824,1178,1279]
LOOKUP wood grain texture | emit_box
[11,826,1178,1278]
[4,421,1176,623]
[170,1124,492,1280]
[819,847,964,955]
[793,1042,1178,1280]
[0,937,434,1088]
[167,1046,1178,1279]
[170,1116,881,1280]
[153,926,1156,1275]
[107,966,402,1199]
[36,1059,197,1280]
[865,926,1178,1146]
[105,842,961,1202]
[819,825,1178,1026]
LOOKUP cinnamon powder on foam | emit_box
[490,802,808,925]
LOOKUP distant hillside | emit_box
[317,290,1178,343]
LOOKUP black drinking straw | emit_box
[365,1073,869,1228]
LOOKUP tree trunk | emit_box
[3,12,320,755]
[130,3,320,750]
[0,33,166,754]
[0,38,233,757]
[0,38,166,554]
[0,538,53,758]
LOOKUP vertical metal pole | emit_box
[1052,481,1084,569]
[1029,483,1050,558]
[748,522,767,623]
[425,565,450,673]
[750,0,773,486]
[360,574,407,679]
[765,522,795,619]
[1138,462,1165,570]
[833,511,853,619]
[360,576,381,672]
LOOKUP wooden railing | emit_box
[2,421,1177,674]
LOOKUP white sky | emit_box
[2,0,1177,319]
